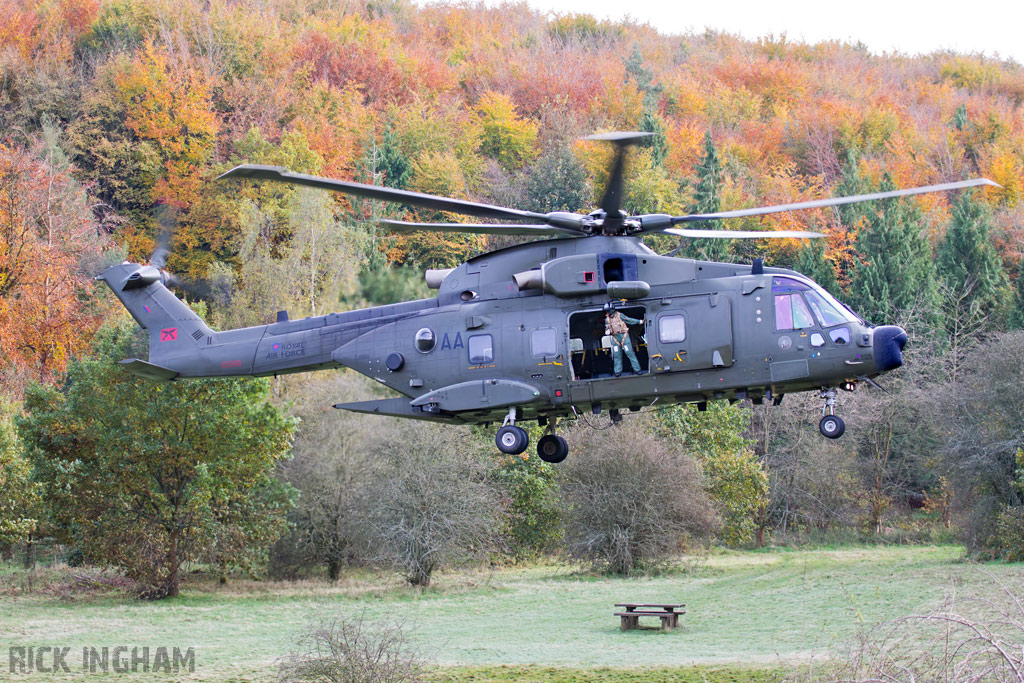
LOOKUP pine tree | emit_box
[835,149,873,230]
[795,238,839,294]
[951,103,968,132]
[683,132,728,262]
[639,108,667,167]
[376,128,410,189]
[848,174,938,327]
[936,189,1008,328]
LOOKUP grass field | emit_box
[2,545,1022,681]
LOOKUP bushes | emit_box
[278,613,424,683]
[990,506,1024,563]
[942,331,1024,557]
[822,570,1024,683]
[358,421,502,587]
[559,418,719,575]
[491,444,562,561]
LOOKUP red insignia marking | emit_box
[160,328,178,342]
[221,360,242,369]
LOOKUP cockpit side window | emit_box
[774,276,856,326]
[775,293,815,331]
[805,290,854,326]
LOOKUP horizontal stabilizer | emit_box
[334,397,468,423]
[119,358,178,381]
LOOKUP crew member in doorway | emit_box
[605,308,643,377]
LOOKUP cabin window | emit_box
[415,328,435,353]
[775,293,814,330]
[468,334,494,364]
[531,328,558,357]
[658,315,686,343]
[829,326,852,345]
[810,332,825,348]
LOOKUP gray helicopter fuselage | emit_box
[100,235,901,426]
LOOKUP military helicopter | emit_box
[98,132,996,462]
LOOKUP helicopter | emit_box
[97,132,997,463]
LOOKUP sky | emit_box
[488,0,1024,64]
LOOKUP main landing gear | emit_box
[495,408,529,455]
[536,416,568,464]
[495,425,529,454]
[818,388,845,439]
[494,410,570,463]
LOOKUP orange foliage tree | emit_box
[0,138,107,396]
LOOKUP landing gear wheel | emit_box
[496,425,529,454]
[819,415,846,439]
[537,434,569,463]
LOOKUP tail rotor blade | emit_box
[151,203,179,269]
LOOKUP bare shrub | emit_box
[278,612,424,683]
[943,331,1024,556]
[559,417,720,575]
[358,421,502,587]
[277,374,384,580]
[825,571,1024,682]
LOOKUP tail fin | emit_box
[97,262,216,379]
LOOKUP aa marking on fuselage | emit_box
[439,332,464,351]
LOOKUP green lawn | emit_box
[2,546,1021,681]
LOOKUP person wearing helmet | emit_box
[604,309,643,376]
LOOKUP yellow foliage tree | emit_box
[987,152,1023,207]
[475,91,538,170]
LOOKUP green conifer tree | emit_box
[1012,273,1024,330]
[835,149,872,230]
[376,128,411,189]
[936,190,1009,329]
[795,238,839,294]
[848,174,938,327]
[682,133,728,262]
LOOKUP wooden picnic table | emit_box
[613,602,686,631]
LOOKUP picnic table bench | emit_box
[614,602,686,631]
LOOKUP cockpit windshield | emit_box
[772,277,857,327]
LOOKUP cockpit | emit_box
[773,277,858,327]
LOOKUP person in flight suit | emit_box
[604,309,644,376]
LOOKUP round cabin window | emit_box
[415,328,436,353]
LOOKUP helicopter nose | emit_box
[873,325,908,373]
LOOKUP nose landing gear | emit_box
[818,388,845,439]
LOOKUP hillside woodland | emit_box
[2,0,1024,596]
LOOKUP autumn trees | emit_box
[0,0,1023,584]
[20,319,296,597]
[0,131,108,395]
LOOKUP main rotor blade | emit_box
[663,228,824,239]
[378,220,583,236]
[585,132,652,220]
[218,165,550,223]
[672,178,1000,224]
